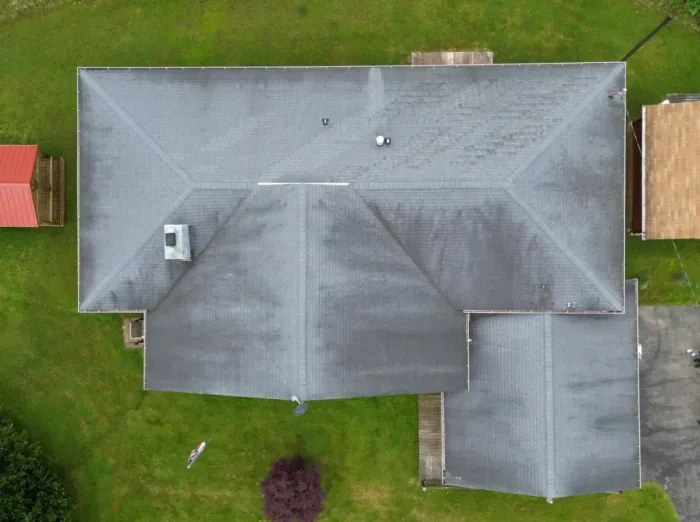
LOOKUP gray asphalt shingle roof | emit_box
[77,64,627,401]
[144,185,468,399]
[443,280,640,498]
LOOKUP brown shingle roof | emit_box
[644,101,700,239]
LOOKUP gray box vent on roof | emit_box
[164,224,191,261]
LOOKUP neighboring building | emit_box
[77,64,637,499]
[637,97,700,239]
[0,145,65,227]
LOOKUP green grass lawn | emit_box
[628,237,700,305]
[1,0,697,520]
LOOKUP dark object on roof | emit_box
[77,64,626,400]
[443,280,640,498]
[164,232,176,247]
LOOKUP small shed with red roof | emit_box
[0,145,65,227]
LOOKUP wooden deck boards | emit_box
[411,50,486,486]
[411,51,493,66]
[36,156,65,227]
[418,393,444,484]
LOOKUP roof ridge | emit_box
[79,69,194,186]
[543,314,555,499]
[506,188,622,310]
[505,64,624,185]
[297,186,308,401]
[350,180,509,190]
[79,70,202,310]
[351,186,460,310]
[81,188,194,310]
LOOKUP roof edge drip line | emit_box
[75,63,625,71]
[258,182,350,186]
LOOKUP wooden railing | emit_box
[418,393,444,485]
[36,156,65,226]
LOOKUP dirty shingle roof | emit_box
[444,280,640,498]
[77,64,626,399]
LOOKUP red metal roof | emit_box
[0,145,39,227]
[0,184,38,227]
[0,145,38,183]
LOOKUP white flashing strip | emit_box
[75,63,624,71]
[440,392,446,486]
[81,309,146,314]
[622,66,627,302]
[641,106,647,240]
[257,182,349,186]
[143,312,148,391]
[635,281,642,488]
[465,314,471,392]
[461,308,623,315]
[77,68,81,312]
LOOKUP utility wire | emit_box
[671,240,699,305]
[621,16,672,61]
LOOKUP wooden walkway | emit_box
[412,50,487,486]
[411,51,493,66]
[418,393,444,484]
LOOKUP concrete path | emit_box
[640,306,700,521]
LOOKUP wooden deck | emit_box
[36,155,65,227]
[411,51,493,65]
[418,393,444,484]
[412,50,486,487]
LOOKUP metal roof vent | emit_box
[164,224,191,261]
[376,135,391,146]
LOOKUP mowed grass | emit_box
[0,0,696,520]
[628,237,700,305]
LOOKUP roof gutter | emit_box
[77,68,81,310]
[440,392,446,486]
[635,280,642,489]
[641,106,647,240]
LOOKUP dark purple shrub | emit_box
[261,456,325,522]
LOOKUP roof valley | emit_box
[354,189,459,310]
